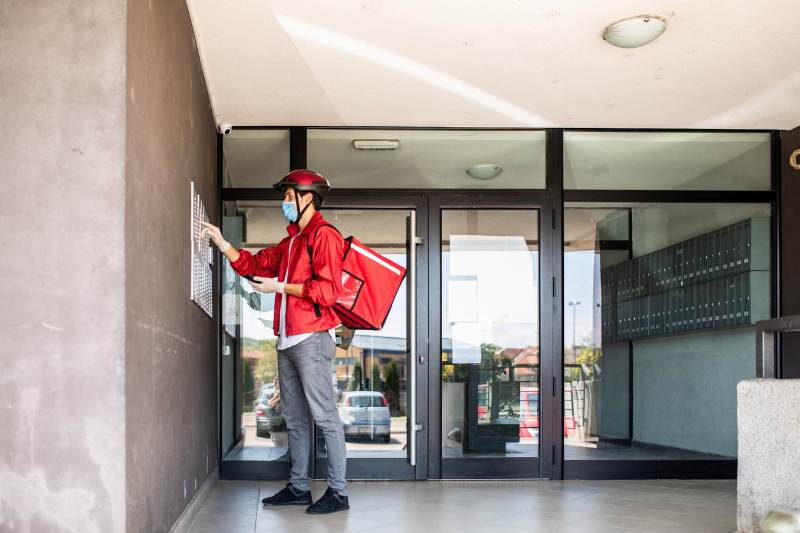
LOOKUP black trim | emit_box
[544,129,564,479]
[221,457,290,481]
[233,125,772,134]
[442,458,542,479]
[316,458,415,481]
[772,131,782,375]
[564,460,737,480]
[565,190,775,203]
[338,269,365,312]
[290,127,307,170]
[627,209,634,444]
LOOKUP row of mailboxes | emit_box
[601,217,770,304]
[601,269,770,342]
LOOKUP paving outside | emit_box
[188,479,737,533]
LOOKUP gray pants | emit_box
[278,331,347,495]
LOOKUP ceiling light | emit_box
[603,15,666,48]
[353,139,400,151]
[466,164,503,180]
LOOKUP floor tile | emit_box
[188,479,737,533]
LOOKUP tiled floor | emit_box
[188,479,737,533]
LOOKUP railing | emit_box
[755,315,800,378]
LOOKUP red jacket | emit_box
[230,211,344,337]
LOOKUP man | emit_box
[202,169,349,514]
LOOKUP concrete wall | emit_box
[633,329,756,457]
[125,0,219,532]
[0,2,128,532]
[737,379,800,532]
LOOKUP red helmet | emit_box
[273,169,331,206]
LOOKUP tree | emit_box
[254,340,278,387]
[371,364,383,392]
[349,361,362,391]
[242,360,255,411]
[384,361,400,415]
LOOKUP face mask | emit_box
[282,201,298,222]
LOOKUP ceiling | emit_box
[187,1,800,129]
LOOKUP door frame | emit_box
[314,191,430,481]
[427,189,560,479]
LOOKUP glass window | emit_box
[222,129,290,188]
[564,203,771,462]
[308,129,546,188]
[564,131,771,190]
[441,209,540,464]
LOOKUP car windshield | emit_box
[347,395,384,408]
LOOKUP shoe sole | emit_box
[305,505,350,515]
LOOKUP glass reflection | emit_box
[441,210,539,459]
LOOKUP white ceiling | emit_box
[187,0,800,129]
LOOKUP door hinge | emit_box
[413,236,424,245]
[552,376,556,397]
[552,445,556,464]
[413,423,424,431]
[552,276,556,297]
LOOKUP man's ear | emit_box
[301,191,315,209]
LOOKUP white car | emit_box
[339,391,391,442]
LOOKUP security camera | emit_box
[217,122,232,135]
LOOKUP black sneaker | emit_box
[262,484,312,506]
[306,487,350,515]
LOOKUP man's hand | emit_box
[201,222,230,252]
[249,276,285,294]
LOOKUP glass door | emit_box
[220,197,428,481]
[314,206,424,480]
[432,197,546,479]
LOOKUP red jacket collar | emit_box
[286,210,327,237]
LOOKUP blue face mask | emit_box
[282,201,298,222]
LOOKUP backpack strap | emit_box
[306,223,341,317]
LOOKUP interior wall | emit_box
[632,329,754,457]
[125,0,219,531]
[0,2,128,532]
[597,343,630,441]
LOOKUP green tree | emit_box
[371,364,383,391]
[349,361,362,391]
[384,361,400,415]
[254,340,278,388]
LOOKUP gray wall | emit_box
[597,342,630,441]
[632,329,755,457]
[0,2,128,532]
[125,0,219,532]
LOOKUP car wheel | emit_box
[382,435,391,443]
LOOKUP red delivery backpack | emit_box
[308,224,406,330]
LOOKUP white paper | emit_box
[447,279,478,322]
[452,322,481,364]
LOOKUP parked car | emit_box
[339,391,391,442]
[253,385,284,438]
[519,387,572,438]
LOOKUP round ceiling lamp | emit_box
[603,15,666,48]
[466,164,503,180]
